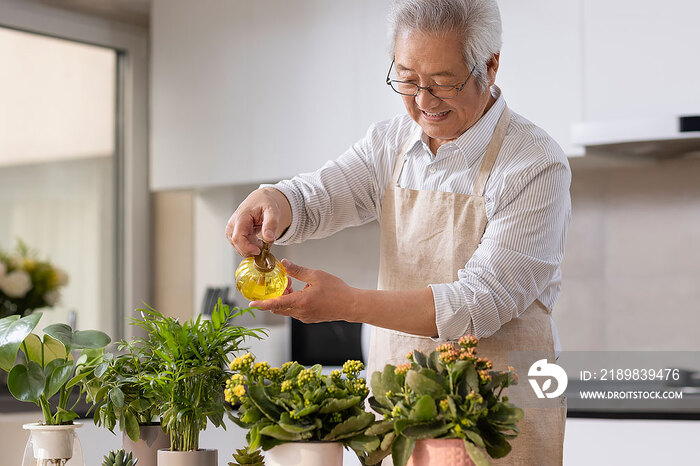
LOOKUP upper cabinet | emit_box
[150,0,402,190]
[497,0,584,156]
[151,0,700,190]
[583,0,700,121]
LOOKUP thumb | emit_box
[261,211,278,243]
[281,259,314,282]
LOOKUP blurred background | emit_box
[1,0,699,464]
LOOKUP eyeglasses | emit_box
[385,59,476,99]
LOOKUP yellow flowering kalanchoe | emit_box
[227,356,376,460]
[368,338,523,466]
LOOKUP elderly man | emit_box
[226,0,570,463]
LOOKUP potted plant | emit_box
[101,449,138,466]
[226,355,378,466]
[86,339,168,466]
[0,312,110,465]
[367,336,523,466]
[0,239,69,319]
[132,299,265,466]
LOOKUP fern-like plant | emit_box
[133,299,266,452]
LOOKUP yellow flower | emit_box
[342,360,364,377]
[233,384,246,397]
[230,352,254,371]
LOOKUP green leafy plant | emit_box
[101,449,138,466]
[0,239,69,318]
[227,356,378,464]
[86,339,161,442]
[0,312,111,424]
[367,336,523,466]
[228,446,265,466]
[133,299,266,452]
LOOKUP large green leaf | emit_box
[42,323,73,349]
[382,364,402,393]
[463,439,491,466]
[0,313,41,371]
[124,410,140,442]
[319,395,361,413]
[391,434,415,466]
[71,329,111,349]
[365,420,394,436]
[247,384,283,422]
[408,394,437,421]
[322,412,375,441]
[44,359,72,399]
[401,420,451,439]
[259,424,308,441]
[23,334,68,367]
[278,412,319,434]
[405,370,445,398]
[8,360,45,402]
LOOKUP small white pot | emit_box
[22,422,83,464]
[264,441,343,466]
[157,448,217,466]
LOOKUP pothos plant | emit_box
[367,336,523,466]
[0,312,111,424]
[132,299,266,452]
[226,356,380,465]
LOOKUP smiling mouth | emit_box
[421,110,450,119]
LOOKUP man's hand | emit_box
[225,187,292,256]
[249,259,357,323]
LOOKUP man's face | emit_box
[393,29,496,149]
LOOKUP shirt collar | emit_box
[410,85,507,167]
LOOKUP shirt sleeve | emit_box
[429,153,572,341]
[261,123,389,245]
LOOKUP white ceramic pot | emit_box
[406,438,475,466]
[123,424,170,466]
[22,422,84,465]
[264,441,343,466]
[157,448,217,466]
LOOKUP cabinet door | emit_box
[151,0,402,190]
[583,0,700,121]
[497,0,584,156]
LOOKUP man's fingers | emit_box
[261,206,278,243]
[250,292,301,313]
[281,259,314,282]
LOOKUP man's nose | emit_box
[414,87,441,107]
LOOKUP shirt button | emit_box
[428,167,436,174]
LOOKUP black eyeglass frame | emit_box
[385,58,477,99]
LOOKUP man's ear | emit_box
[487,52,500,86]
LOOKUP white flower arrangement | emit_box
[0,240,69,318]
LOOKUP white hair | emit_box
[388,0,502,90]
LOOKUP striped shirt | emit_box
[265,86,571,347]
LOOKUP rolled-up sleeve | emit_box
[429,155,571,341]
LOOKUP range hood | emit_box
[572,116,700,158]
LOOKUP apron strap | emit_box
[472,106,511,196]
[391,126,422,186]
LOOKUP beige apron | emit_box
[368,107,566,465]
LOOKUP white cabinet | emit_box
[151,0,403,190]
[583,0,700,121]
[497,0,584,156]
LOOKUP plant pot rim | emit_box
[157,448,217,453]
[23,422,82,431]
